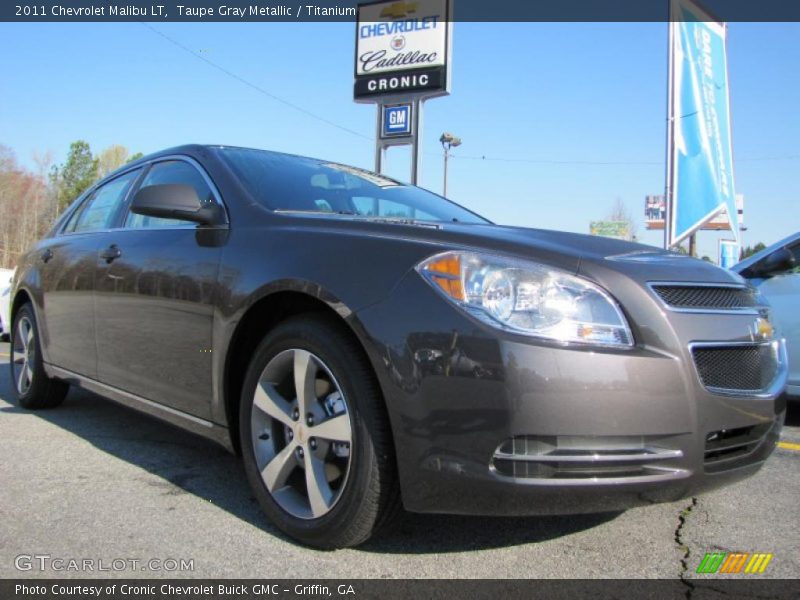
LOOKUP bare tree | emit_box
[96,144,130,179]
[608,197,638,242]
[0,146,53,268]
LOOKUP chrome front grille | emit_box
[691,343,779,394]
[492,435,687,484]
[650,283,758,312]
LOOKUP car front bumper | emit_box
[353,272,787,516]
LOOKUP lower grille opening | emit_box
[704,424,770,465]
[692,343,778,393]
[492,435,686,482]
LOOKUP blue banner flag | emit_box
[668,0,738,246]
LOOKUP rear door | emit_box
[38,168,141,378]
[94,158,227,418]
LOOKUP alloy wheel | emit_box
[12,316,34,395]
[250,348,353,519]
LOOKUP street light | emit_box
[439,132,461,198]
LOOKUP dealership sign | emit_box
[354,0,451,99]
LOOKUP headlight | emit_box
[416,251,633,348]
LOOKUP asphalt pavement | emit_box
[0,341,798,580]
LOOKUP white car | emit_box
[0,267,15,341]
[733,232,800,398]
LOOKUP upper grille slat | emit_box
[651,284,758,311]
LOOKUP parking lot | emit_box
[0,340,798,580]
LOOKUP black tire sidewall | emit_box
[11,304,48,407]
[239,316,385,548]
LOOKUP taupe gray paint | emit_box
[11,145,787,515]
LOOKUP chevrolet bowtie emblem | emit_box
[380,1,419,19]
[749,317,774,342]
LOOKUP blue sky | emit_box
[1,21,798,258]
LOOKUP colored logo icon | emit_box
[696,552,773,574]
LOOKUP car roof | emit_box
[123,144,332,170]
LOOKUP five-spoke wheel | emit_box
[240,315,399,548]
[10,303,69,409]
[12,314,35,395]
[251,348,353,519]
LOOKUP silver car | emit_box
[733,232,800,398]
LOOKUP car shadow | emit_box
[0,364,620,554]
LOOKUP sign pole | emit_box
[374,103,383,173]
[410,98,423,185]
[664,5,675,250]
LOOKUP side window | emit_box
[125,160,214,229]
[62,200,87,233]
[70,170,140,233]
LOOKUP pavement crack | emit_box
[675,496,699,599]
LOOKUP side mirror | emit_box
[743,247,796,278]
[130,184,226,227]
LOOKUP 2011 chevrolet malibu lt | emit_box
[10,145,787,548]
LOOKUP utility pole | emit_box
[439,132,461,198]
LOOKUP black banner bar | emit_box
[4,579,800,600]
[3,0,800,22]
[354,67,445,98]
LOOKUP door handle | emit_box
[41,248,54,263]
[100,245,122,263]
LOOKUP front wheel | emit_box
[11,303,69,409]
[239,315,399,548]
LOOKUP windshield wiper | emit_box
[274,209,359,216]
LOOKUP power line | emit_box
[139,24,800,169]
[446,153,800,167]
[139,22,373,142]
[449,154,662,166]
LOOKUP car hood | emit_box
[283,215,745,286]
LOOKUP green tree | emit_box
[51,140,97,213]
[740,242,766,260]
[127,152,144,163]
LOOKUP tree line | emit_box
[0,141,143,268]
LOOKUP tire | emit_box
[239,314,399,548]
[10,303,69,409]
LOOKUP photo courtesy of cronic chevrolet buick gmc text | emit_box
[9,145,787,548]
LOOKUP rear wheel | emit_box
[239,315,399,548]
[11,303,69,409]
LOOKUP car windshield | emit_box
[216,147,489,224]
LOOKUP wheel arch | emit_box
[10,288,33,329]
[221,287,386,455]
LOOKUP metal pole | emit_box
[442,146,449,197]
[374,103,383,174]
[664,8,675,250]
[410,97,423,185]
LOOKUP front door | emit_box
[94,159,226,419]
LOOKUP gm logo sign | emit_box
[381,104,412,138]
